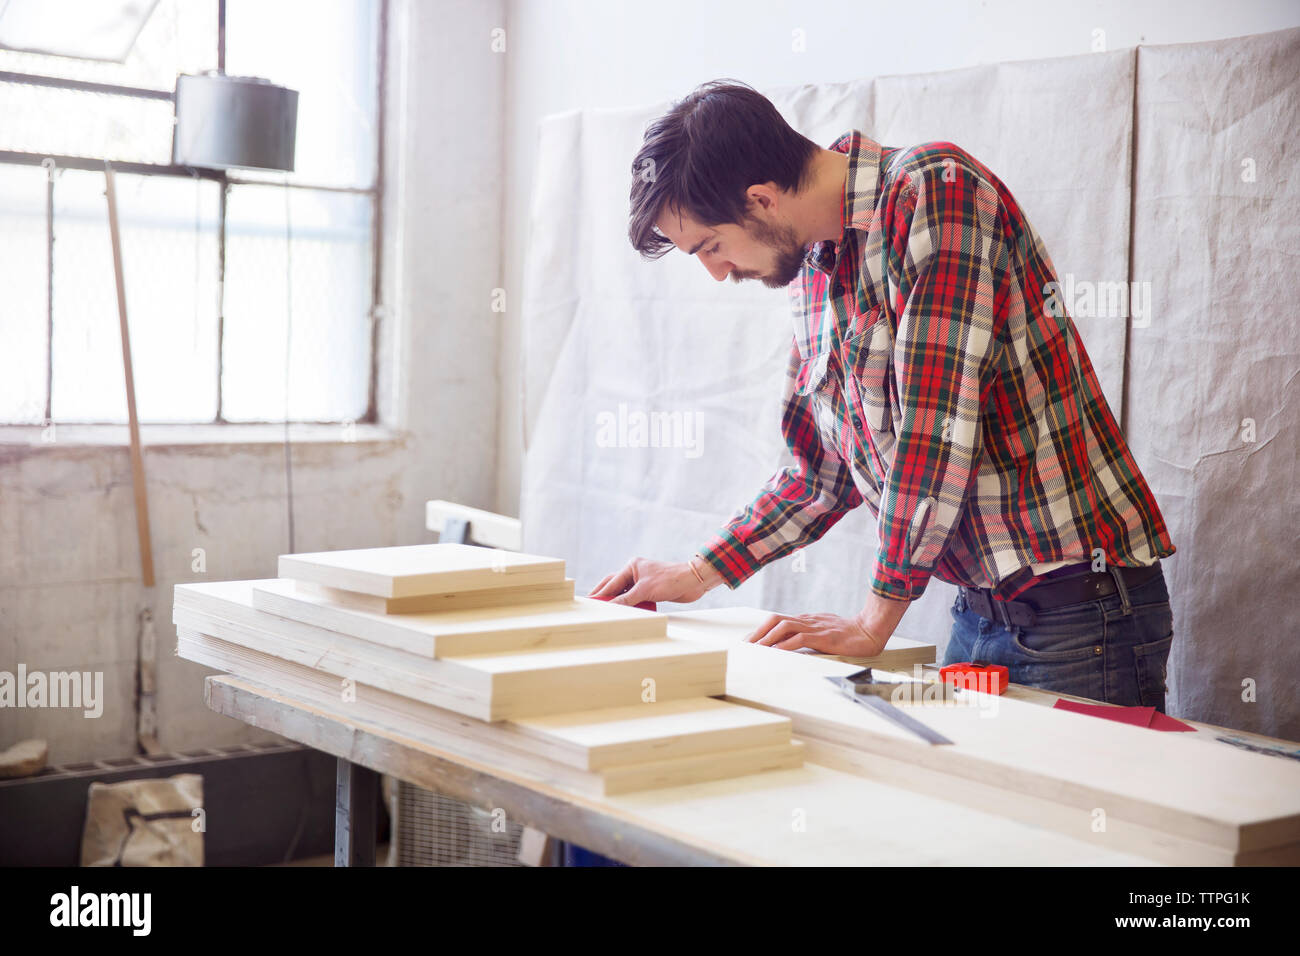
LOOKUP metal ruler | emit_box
[826,668,954,746]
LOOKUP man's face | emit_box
[655,203,806,289]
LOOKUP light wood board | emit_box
[175,581,724,720]
[205,674,1168,866]
[252,578,665,657]
[278,543,565,598]
[668,607,936,671]
[179,630,799,796]
[665,622,1300,858]
[293,578,576,614]
[510,697,791,770]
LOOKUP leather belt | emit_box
[960,561,1163,629]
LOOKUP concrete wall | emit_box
[496,0,1300,514]
[0,0,506,763]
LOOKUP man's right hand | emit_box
[587,556,724,606]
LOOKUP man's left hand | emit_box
[745,611,888,657]
[744,590,912,656]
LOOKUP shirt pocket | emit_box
[841,311,897,462]
[795,347,855,465]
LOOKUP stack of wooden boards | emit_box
[173,544,803,796]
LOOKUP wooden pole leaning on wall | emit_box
[104,163,155,587]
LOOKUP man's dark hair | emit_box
[628,80,821,259]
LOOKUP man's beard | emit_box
[731,214,806,289]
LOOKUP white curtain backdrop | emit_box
[519,29,1300,739]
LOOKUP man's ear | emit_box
[745,182,782,214]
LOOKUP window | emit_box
[0,0,384,425]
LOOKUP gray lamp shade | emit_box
[172,73,298,173]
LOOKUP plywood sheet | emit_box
[457,640,724,720]
[277,543,565,598]
[176,580,724,720]
[294,578,576,614]
[668,607,936,671]
[698,635,1300,855]
[510,697,790,770]
[179,630,800,795]
[252,579,664,657]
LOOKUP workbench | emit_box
[208,674,1167,866]
[198,607,1300,866]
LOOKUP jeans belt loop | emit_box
[1109,565,1133,616]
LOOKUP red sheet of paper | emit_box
[1148,710,1197,732]
[1052,699,1195,732]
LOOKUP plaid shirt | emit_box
[700,130,1175,602]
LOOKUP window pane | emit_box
[222,184,372,422]
[0,163,49,423]
[224,0,378,187]
[0,0,217,91]
[50,169,219,423]
[0,80,175,164]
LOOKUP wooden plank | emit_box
[426,500,523,550]
[674,631,1300,856]
[599,742,803,796]
[996,674,1300,755]
[204,675,1166,866]
[175,581,724,720]
[294,578,576,614]
[104,164,154,588]
[450,642,725,720]
[509,698,791,770]
[178,628,784,771]
[175,616,493,717]
[800,737,1249,866]
[668,607,936,671]
[179,629,771,770]
[252,579,665,657]
[278,543,564,599]
[820,640,935,669]
[179,630,800,796]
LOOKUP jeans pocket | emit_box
[1009,601,1105,662]
[1133,633,1174,709]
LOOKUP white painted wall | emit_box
[496,0,1300,513]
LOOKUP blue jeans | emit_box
[943,564,1174,710]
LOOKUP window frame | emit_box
[0,0,388,427]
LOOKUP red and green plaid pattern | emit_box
[700,131,1175,602]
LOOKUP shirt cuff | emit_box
[869,555,930,602]
[698,529,763,590]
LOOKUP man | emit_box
[589,80,1176,708]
